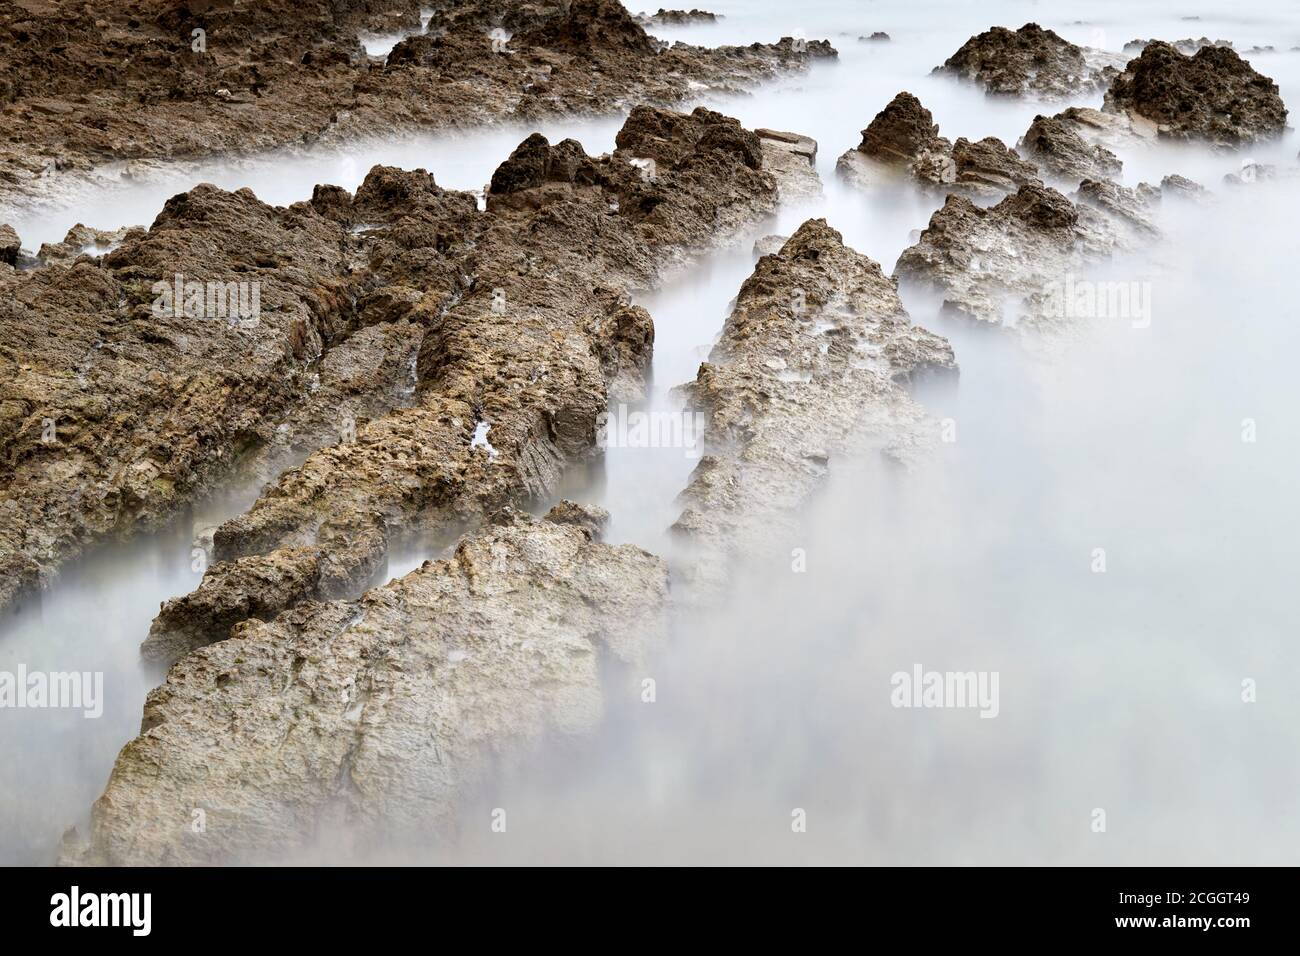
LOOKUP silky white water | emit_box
[2,0,1299,864]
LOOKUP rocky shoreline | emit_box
[1,5,1295,864]
[0,0,834,211]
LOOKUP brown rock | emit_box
[1104,41,1288,144]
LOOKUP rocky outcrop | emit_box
[138,107,798,663]
[1019,113,1124,184]
[0,182,436,614]
[893,181,1159,329]
[934,23,1124,98]
[1034,105,1158,152]
[36,225,144,266]
[0,0,835,208]
[635,9,719,26]
[64,505,669,865]
[1124,37,1232,56]
[1104,41,1288,145]
[1157,174,1210,201]
[0,223,19,266]
[756,129,822,201]
[836,92,1039,198]
[855,91,941,164]
[672,220,956,589]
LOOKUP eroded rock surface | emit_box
[64,505,668,865]
[635,8,719,26]
[1123,37,1232,56]
[0,0,834,208]
[893,181,1160,329]
[837,91,1038,198]
[140,107,796,663]
[0,224,19,265]
[0,182,435,613]
[1019,113,1124,185]
[935,23,1124,98]
[756,128,822,201]
[1104,41,1288,145]
[672,219,957,589]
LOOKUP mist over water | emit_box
[0,490,257,864]
[3,0,1300,864]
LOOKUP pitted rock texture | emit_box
[140,107,796,663]
[1034,105,1159,154]
[837,92,1039,198]
[1019,112,1124,185]
[0,0,835,208]
[893,181,1160,330]
[672,219,957,591]
[934,23,1124,98]
[0,182,438,614]
[63,505,669,865]
[1104,41,1288,145]
[856,91,940,164]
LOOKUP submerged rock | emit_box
[672,219,956,590]
[1104,41,1288,145]
[837,91,1039,198]
[934,22,1124,98]
[64,506,668,865]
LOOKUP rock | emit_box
[1158,174,1209,200]
[1223,162,1285,186]
[0,183,423,614]
[671,220,956,590]
[859,32,891,42]
[635,8,720,26]
[1019,113,1124,184]
[894,181,1158,329]
[0,223,19,265]
[137,107,786,662]
[856,91,940,165]
[36,224,141,265]
[0,0,835,209]
[837,92,1039,199]
[64,507,669,865]
[756,128,822,201]
[1041,105,1158,150]
[752,234,788,258]
[934,22,1125,98]
[1124,37,1232,56]
[1074,178,1160,238]
[1104,41,1288,145]
[934,136,1041,197]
